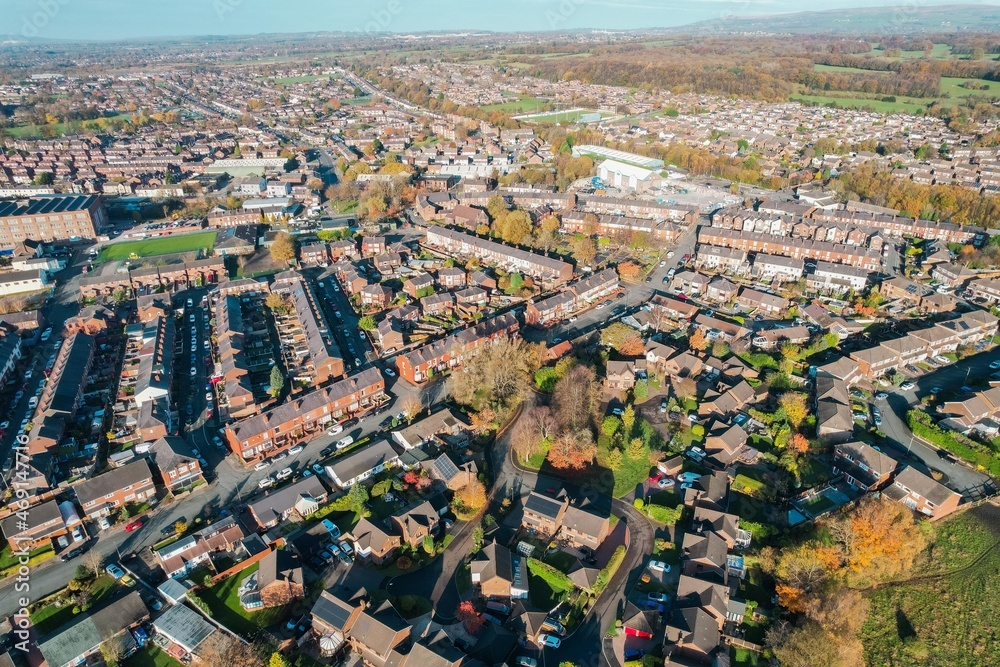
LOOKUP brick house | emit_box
[73,459,156,520]
[885,466,961,520]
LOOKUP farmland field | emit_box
[97,231,217,262]
[791,94,929,115]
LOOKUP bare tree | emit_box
[83,549,104,578]
[553,365,599,433]
[400,394,423,422]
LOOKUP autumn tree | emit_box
[621,404,636,436]
[455,477,488,517]
[449,337,538,411]
[605,448,624,470]
[600,322,645,356]
[101,636,126,667]
[269,232,297,264]
[456,601,485,634]
[511,406,556,463]
[547,430,597,471]
[400,395,423,422]
[688,329,708,351]
[779,392,809,430]
[789,433,810,454]
[470,406,497,435]
[553,365,600,433]
[827,496,925,583]
[672,376,697,402]
[264,292,291,314]
[772,541,840,613]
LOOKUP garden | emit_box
[97,231,218,262]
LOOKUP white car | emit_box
[327,423,344,435]
[659,260,667,267]
[254,461,270,471]
[275,467,293,481]
[258,476,275,489]
[649,559,670,572]
[288,445,304,456]
[336,436,354,450]
[205,392,213,402]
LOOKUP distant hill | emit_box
[678,4,1000,34]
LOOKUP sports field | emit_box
[97,231,217,262]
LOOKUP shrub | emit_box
[645,504,682,525]
[527,558,574,593]
[594,546,626,594]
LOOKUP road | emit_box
[875,346,1000,499]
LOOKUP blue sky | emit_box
[3,0,995,41]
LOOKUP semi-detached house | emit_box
[73,459,156,520]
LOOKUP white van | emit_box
[336,436,354,450]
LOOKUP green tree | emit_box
[269,366,284,397]
[606,447,623,470]
[601,415,621,438]
[621,404,636,436]
[348,483,369,514]
[269,653,291,667]
[626,437,646,460]
[423,535,435,555]
[358,315,376,331]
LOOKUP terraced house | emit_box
[271,271,345,386]
[525,268,620,327]
[225,368,385,463]
[425,227,573,286]
[73,459,156,521]
[395,313,519,384]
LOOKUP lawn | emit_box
[860,504,1000,667]
[731,647,766,667]
[98,231,217,262]
[791,94,929,115]
[544,549,578,574]
[480,95,551,114]
[271,74,335,84]
[800,493,838,517]
[596,440,652,498]
[195,562,292,637]
[528,571,566,609]
[31,574,117,635]
[126,645,184,667]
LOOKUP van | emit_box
[336,436,354,450]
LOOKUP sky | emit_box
[2,0,996,41]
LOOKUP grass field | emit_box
[6,113,132,139]
[126,645,184,667]
[860,504,1000,667]
[271,74,337,84]
[97,231,217,262]
[196,562,292,637]
[520,109,607,124]
[480,95,552,114]
[791,94,929,115]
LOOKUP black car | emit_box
[321,445,335,458]
[60,546,86,562]
[308,555,326,571]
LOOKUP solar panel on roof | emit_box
[434,454,459,480]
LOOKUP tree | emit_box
[789,433,810,454]
[400,395,423,422]
[688,329,708,351]
[827,496,924,581]
[423,535,436,555]
[449,337,539,411]
[358,316,376,331]
[626,437,646,460]
[101,636,126,667]
[268,366,284,397]
[470,406,497,435]
[601,415,621,438]
[265,293,290,314]
[779,392,809,429]
[456,477,488,515]
[621,404,636,436]
[547,431,597,470]
[553,365,600,432]
[605,447,624,470]
[268,653,291,667]
[348,483,369,514]
[456,601,485,634]
[600,322,644,355]
[269,232,296,264]
[672,376,697,403]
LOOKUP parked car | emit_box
[337,551,353,565]
[624,649,645,661]
[649,560,670,573]
[258,476,275,489]
[384,368,395,377]
[105,563,125,579]
[657,477,675,489]
[900,382,915,391]
[275,467,293,481]
[338,541,354,556]
[288,445,304,456]
[125,518,144,532]
[336,436,354,450]
[538,634,561,648]
[515,658,537,667]
[60,546,86,562]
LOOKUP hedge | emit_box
[527,558,574,593]
[907,410,1000,478]
[594,545,626,595]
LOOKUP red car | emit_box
[648,472,663,484]
[125,518,145,532]
[675,293,688,301]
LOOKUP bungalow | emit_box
[247,477,329,529]
[737,288,788,315]
[391,408,470,450]
[325,439,401,489]
[752,325,810,349]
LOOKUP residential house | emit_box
[470,540,529,599]
[884,466,961,520]
[521,491,567,540]
[0,498,77,551]
[242,549,305,609]
[561,503,611,551]
[349,517,402,564]
[37,592,148,667]
[390,500,439,547]
[73,459,156,520]
[325,439,401,489]
[247,476,329,529]
[833,441,898,492]
[148,436,204,492]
